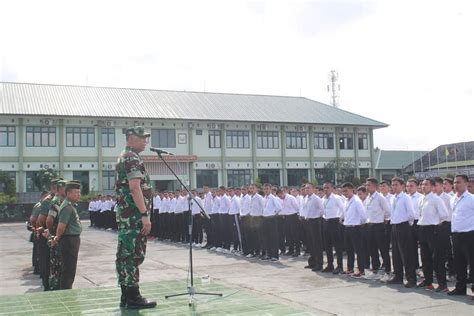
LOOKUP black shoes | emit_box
[332,266,342,274]
[120,285,127,307]
[447,288,466,296]
[387,277,403,285]
[311,266,323,272]
[304,265,314,269]
[126,286,157,309]
[322,266,334,273]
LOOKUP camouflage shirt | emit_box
[48,195,64,235]
[115,146,152,226]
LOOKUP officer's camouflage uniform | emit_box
[48,195,64,291]
[115,146,152,286]
[38,193,53,291]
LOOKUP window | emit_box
[359,168,370,182]
[0,126,15,147]
[73,171,90,194]
[102,128,115,147]
[26,171,40,192]
[226,130,250,148]
[26,127,56,147]
[339,133,353,150]
[227,169,252,187]
[257,131,279,149]
[151,129,176,148]
[314,132,334,150]
[257,169,280,186]
[208,130,221,148]
[66,127,95,147]
[287,169,308,186]
[196,170,218,188]
[358,133,368,150]
[286,132,307,149]
[102,170,115,190]
[315,169,335,184]
[196,129,203,136]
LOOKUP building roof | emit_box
[0,82,387,127]
[375,149,429,170]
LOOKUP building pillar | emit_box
[280,125,287,186]
[188,124,194,188]
[58,119,65,178]
[354,128,360,178]
[251,124,258,182]
[18,118,25,192]
[220,124,226,187]
[369,129,375,177]
[308,126,315,183]
[97,127,103,192]
[335,127,341,185]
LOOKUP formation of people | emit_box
[25,126,474,310]
[150,175,474,298]
[28,179,83,291]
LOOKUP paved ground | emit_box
[0,222,473,315]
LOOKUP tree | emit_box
[0,171,16,204]
[322,158,356,185]
[32,168,59,192]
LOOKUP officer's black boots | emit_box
[120,285,127,307]
[126,286,157,309]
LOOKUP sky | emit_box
[1,0,473,150]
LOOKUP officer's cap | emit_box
[65,180,81,191]
[125,126,151,138]
[57,180,67,188]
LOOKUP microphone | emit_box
[150,147,174,155]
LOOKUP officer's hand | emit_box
[141,216,152,235]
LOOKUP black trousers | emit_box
[249,216,263,255]
[445,222,455,276]
[206,214,218,247]
[305,218,323,268]
[240,216,251,254]
[452,230,474,292]
[277,216,286,253]
[419,224,448,286]
[412,220,420,269]
[345,226,365,272]
[192,214,203,244]
[38,236,50,290]
[391,222,416,282]
[284,214,301,254]
[262,216,279,259]
[59,235,80,290]
[230,214,241,251]
[183,211,191,243]
[324,218,344,268]
[384,221,392,268]
[366,223,391,272]
[32,237,39,271]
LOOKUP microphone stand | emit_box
[153,151,222,306]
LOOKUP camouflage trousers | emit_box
[48,243,62,291]
[116,228,147,286]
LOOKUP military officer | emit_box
[115,126,156,309]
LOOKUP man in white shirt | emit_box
[380,180,394,270]
[417,178,450,292]
[209,189,221,250]
[302,183,324,271]
[160,192,170,240]
[407,179,422,271]
[341,182,367,278]
[191,190,204,246]
[448,174,474,296]
[434,177,456,280]
[201,185,214,249]
[322,182,344,274]
[388,178,417,288]
[228,188,242,253]
[239,186,252,255]
[88,197,98,227]
[169,192,178,242]
[175,190,188,243]
[248,184,264,258]
[151,192,161,238]
[278,187,301,257]
[262,184,282,261]
[219,187,232,251]
[365,178,391,281]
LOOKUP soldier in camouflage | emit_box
[46,179,67,291]
[115,126,156,309]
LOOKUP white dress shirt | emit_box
[409,192,422,220]
[88,201,96,211]
[341,196,367,226]
[153,195,161,210]
[302,193,324,219]
[382,193,394,219]
[219,194,231,214]
[161,197,169,213]
[296,195,305,213]
[175,195,187,214]
[211,196,221,215]
[169,197,177,214]
[323,193,344,219]
[451,191,474,233]
[364,192,391,224]
[250,193,264,216]
[280,194,299,216]
[438,192,453,221]
[263,194,282,217]
[240,194,251,216]
[203,192,213,214]
[229,195,241,215]
[391,192,415,225]
[417,193,449,226]
[191,196,203,215]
